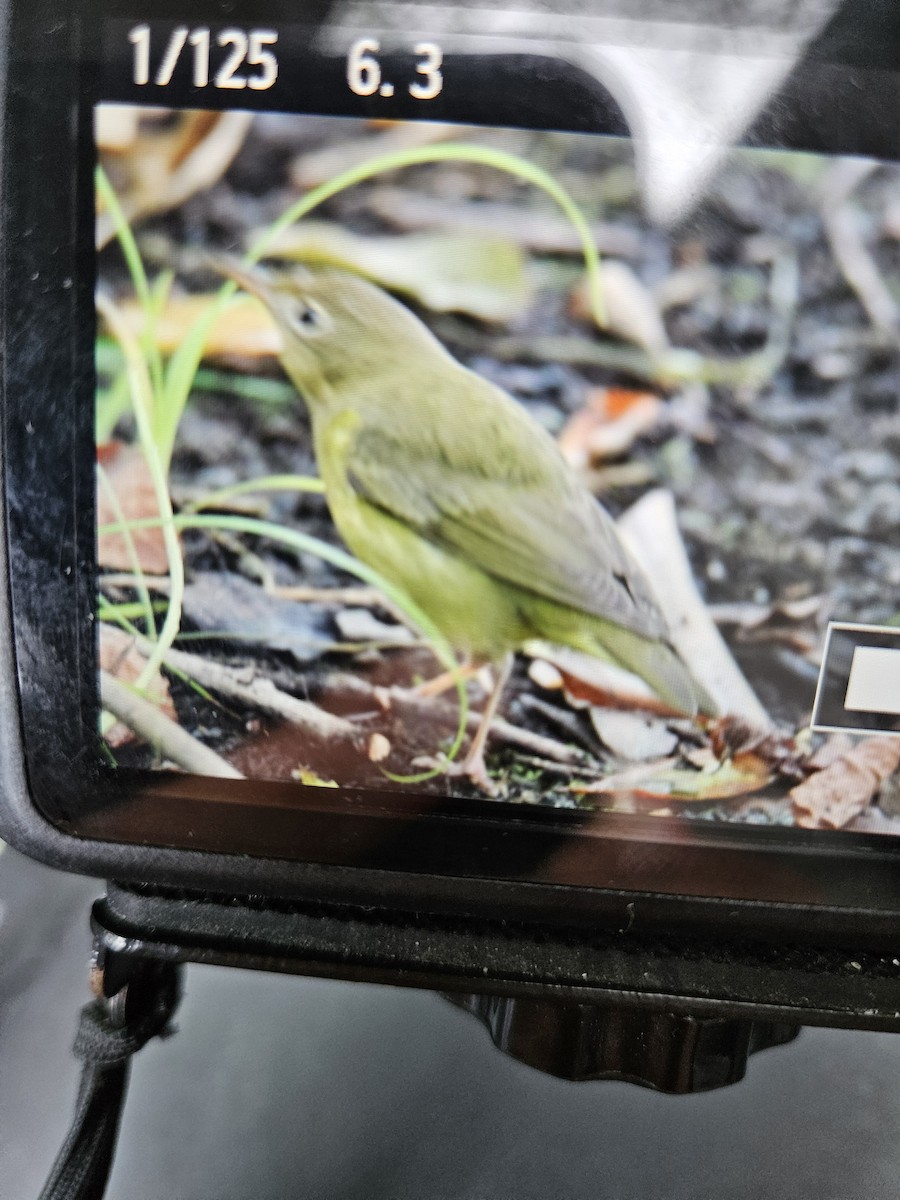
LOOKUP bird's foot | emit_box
[412,751,501,797]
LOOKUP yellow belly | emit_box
[314,411,530,661]
[337,491,530,660]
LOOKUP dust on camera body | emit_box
[2,0,900,1093]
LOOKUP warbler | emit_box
[219,261,714,790]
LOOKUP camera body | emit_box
[3,0,900,1085]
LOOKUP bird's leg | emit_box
[415,657,478,698]
[453,653,514,794]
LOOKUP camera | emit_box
[2,0,900,1118]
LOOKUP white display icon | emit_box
[811,622,900,736]
[844,646,900,716]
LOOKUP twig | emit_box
[321,674,590,766]
[820,158,900,339]
[617,489,771,727]
[272,584,385,606]
[100,670,243,778]
[139,640,363,746]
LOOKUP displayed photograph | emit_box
[94,103,900,832]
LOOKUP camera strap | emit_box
[38,961,182,1200]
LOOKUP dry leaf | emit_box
[589,710,678,761]
[618,490,771,727]
[574,753,770,802]
[570,260,670,356]
[97,442,174,574]
[291,766,339,787]
[259,221,532,323]
[115,293,281,359]
[525,645,678,717]
[707,715,803,778]
[334,608,415,646]
[791,738,900,830]
[806,733,855,772]
[96,107,252,247]
[100,623,175,748]
[558,387,663,467]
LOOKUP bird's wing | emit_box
[342,372,669,642]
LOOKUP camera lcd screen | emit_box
[6,0,900,911]
[93,89,900,839]
[87,8,900,853]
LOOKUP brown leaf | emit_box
[96,107,252,247]
[558,387,663,467]
[97,442,174,574]
[99,623,175,748]
[791,738,900,830]
[526,646,679,717]
[574,753,771,803]
[708,715,803,778]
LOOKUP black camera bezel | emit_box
[3,0,900,951]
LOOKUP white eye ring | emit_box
[285,296,331,338]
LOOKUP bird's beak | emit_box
[209,254,275,305]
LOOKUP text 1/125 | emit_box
[128,26,279,90]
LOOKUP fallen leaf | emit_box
[558,387,664,467]
[574,753,771,802]
[334,608,416,646]
[806,733,855,772]
[291,766,339,787]
[570,260,670,356]
[526,644,678,717]
[97,442,173,574]
[115,293,281,359]
[96,107,252,248]
[99,623,175,748]
[708,715,804,778]
[791,738,900,829]
[618,489,771,727]
[181,572,335,664]
[259,221,532,323]
[589,709,678,761]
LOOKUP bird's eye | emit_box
[286,297,330,337]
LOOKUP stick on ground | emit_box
[100,670,244,778]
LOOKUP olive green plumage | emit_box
[227,262,713,718]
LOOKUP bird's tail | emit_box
[584,623,718,718]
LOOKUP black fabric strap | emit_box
[38,962,181,1200]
